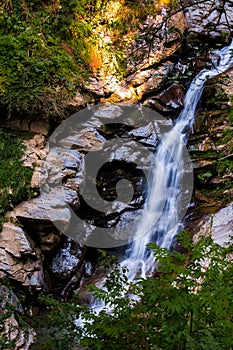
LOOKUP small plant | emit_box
[197,170,213,184]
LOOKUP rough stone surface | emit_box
[3,314,35,350]
[23,136,48,169]
[136,74,165,99]
[12,196,72,228]
[0,284,36,349]
[85,77,105,96]
[0,223,44,290]
[148,83,185,112]
[59,130,106,152]
[193,203,233,246]
[68,91,87,110]
[183,0,233,38]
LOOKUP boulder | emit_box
[12,196,72,230]
[0,223,44,290]
[2,314,35,350]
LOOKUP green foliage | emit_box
[197,171,213,184]
[31,293,83,350]
[220,127,233,144]
[217,158,233,176]
[206,88,226,105]
[0,129,33,230]
[0,0,92,118]
[80,232,233,350]
[228,108,233,126]
[33,232,233,350]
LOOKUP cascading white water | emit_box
[121,39,233,281]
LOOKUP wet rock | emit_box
[50,238,85,281]
[108,140,153,164]
[128,123,159,148]
[84,261,94,277]
[47,148,82,170]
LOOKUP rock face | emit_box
[193,203,233,246]
[183,0,233,39]
[143,82,185,114]
[1,2,233,348]
[0,285,35,350]
[1,118,50,135]
[188,72,233,207]
[83,4,186,105]
[0,222,44,290]
[9,105,164,250]
[0,104,168,313]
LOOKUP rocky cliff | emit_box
[0,1,233,348]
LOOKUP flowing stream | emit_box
[86,40,233,315]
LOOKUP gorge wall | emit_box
[0,1,233,348]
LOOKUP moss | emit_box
[0,1,94,119]
[0,130,33,230]
[217,158,233,176]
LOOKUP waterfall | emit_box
[82,40,233,321]
[121,39,233,281]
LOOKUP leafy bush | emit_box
[33,231,233,350]
[197,171,213,184]
[0,0,92,118]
